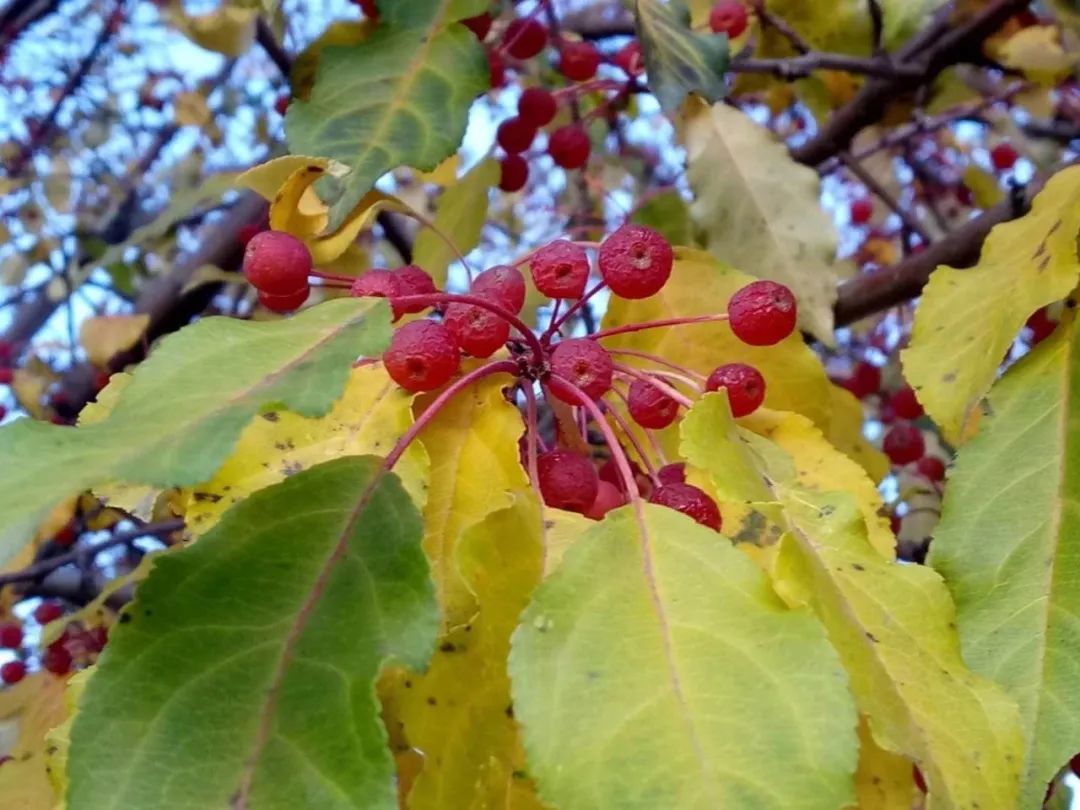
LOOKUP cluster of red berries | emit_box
[241,220,798,532]
[0,601,107,685]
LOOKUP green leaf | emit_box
[902,165,1080,444]
[928,311,1080,807]
[68,456,437,810]
[412,157,499,288]
[0,298,391,565]
[509,504,858,809]
[681,98,840,342]
[635,0,729,114]
[286,0,488,229]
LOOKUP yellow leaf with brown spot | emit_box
[855,716,918,809]
[184,363,428,535]
[79,315,150,368]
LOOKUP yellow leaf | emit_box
[185,363,429,535]
[173,91,210,126]
[681,98,840,342]
[962,164,1005,209]
[0,672,68,808]
[541,508,592,577]
[854,716,917,810]
[997,25,1078,85]
[11,357,59,419]
[902,164,1080,444]
[415,154,460,186]
[417,370,528,629]
[386,495,545,810]
[170,3,257,57]
[826,383,890,482]
[78,315,150,368]
[43,667,92,804]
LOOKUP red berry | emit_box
[1026,307,1057,343]
[846,361,881,399]
[351,269,404,319]
[258,287,310,313]
[0,622,22,649]
[84,626,108,651]
[709,1,749,37]
[548,124,590,169]
[530,239,590,299]
[706,363,765,417]
[883,423,925,465]
[891,385,923,420]
[657,462,686,485]
[650,483,722,531]
[392,265,438,313]
[237,223,261,247]
[243,231,312,295]
[34,601,63,624]
[548,338,613,402]
[518,87,558,127]
[614,40,644,77]
[584,480,624,520]
[1070,752,1080,776]
[42,644,72,676]
[627,378,679,429]
[727,280,798,346]
[913,766,927,793]
[0,341,13,363]
[916,455,946,482]
[537,449,599,513]
[274,95,289,116]
[990,142,1019,172]
[850,197,874,225]
[461,12,492,40]
[559,40,600,82]
[1,660,26,685]
[54,522,77,547]
[472,265,526,313]
[487,49,506,89]
[444,303,511,358]
[358,0,378,20]
[0,368,12,385]
[384,321,461,392]
[598,457,644,494]
[598,224,673,299]
[890,513,902,535]
[496,116,536,154]
[499,154,529,192]
[503,18,547,59]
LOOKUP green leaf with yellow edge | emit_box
[634,0,729,115]
[602,246,833,431]
[412,157,499,288]
[286,0,488,229]
[68,457,437,810]
[681,98,840,342]
[0,672,70,808]
[185,362,428,535]
[928,311,1080,807]
[384,494,545,810]
[0,298,391,567]
[418,368,529,628]
[510,503,858,809]
[44,668,94,806]
[853,716,917,810]
[902,164,1080,444]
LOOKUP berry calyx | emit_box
[530,239,590,299]
[0,622,22,649]
[709,1,749,37]
[706,363,766,417]
[916,455,946,482]
[559,40,600,82]
[850,197,873,225]
[584,480,624,520]
[537,448,599,513]
[549,338,614,402]
[242,230,312,296]
[351,269,404,319]
[383,320,461,392]
[472,265,527,313]
[444,303,511,358]
[461,12,492,40]
[258,287,310,314]
[627,378,679,429]
[392,265,438,313]
[613,40,644,77]
[651,482,722,531]
[990,142,1019,172]
[598,224,673,299]
[33,601,64,624]
[499,154,529,192]
[890,385,923,419]
[496,116,536,154]
[518,87,557,127]
[846,361,881,399]
[548,124,590,169]
[657,462,686,484]
[503,18,547,59]
[727,280,797,346]
[1,660,26,685]
[883,422,925,465]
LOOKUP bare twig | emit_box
[749,0,811,54]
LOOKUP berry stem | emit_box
[520,381,551,567]
[393,292,545,362]
[610,384,670,467]
[398,209,476,282]
[543,280,605,340]
[614,364,695,409]
[606,348,706,382]
[591,313,730,341]
[637,367,703,393]
[310,269,356,284]
[598,393,660,483]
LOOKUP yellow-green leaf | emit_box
[681,98,840,342]
[997,25,1078,86]
[902,164,1080,444]
[0,672,69,808]
[854,716,916,810]
[928,311,1080,806]
[169,3,258,57]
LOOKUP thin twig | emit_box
[749,0,812,54]
[839,151,933,245]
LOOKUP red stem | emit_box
[607,348,706,382]
[543,280,606,340]
[591,313,730,341]
[611,385,670,467]
[598,394,660,483]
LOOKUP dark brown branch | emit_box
[749,0,811,54]
[731,52,922,81]
[255,17,292,79]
